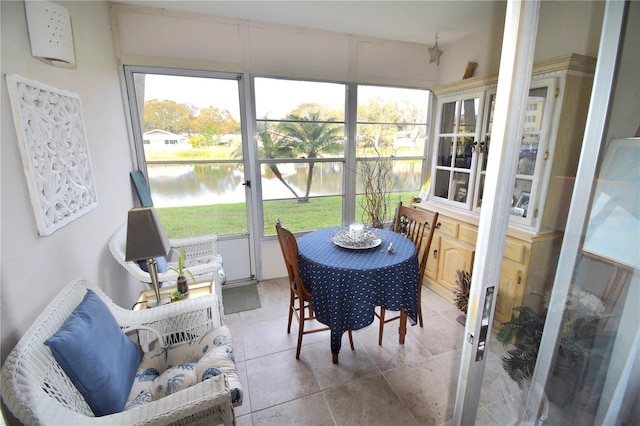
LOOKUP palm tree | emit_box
[256,121,300,198]
[278,111,343,202]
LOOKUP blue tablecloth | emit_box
[297,227,419,354]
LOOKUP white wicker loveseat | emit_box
[109,223,225,289]
[1,279,241,425]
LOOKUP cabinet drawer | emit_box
[458,225,477,245]
[437,217,459,238]
[504,239,526,263]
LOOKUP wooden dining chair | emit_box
[275,219,354,359]
[375,203,439,345]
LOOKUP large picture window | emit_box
[126,69,433,237]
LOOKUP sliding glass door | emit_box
[124,67,256,284]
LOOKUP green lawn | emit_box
[156,193,415,238]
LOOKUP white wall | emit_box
[111,3,440,88]
[1,1,139,365]
[437,0,604,86]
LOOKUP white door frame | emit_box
[524,2,628,423]
[122,66,257,285]
[452,1,541,423]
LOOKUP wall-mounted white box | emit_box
[24,1,76,67]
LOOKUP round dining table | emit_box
[297,227,419,363]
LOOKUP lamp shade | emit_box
[125,207,171,262]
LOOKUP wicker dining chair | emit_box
[275,219,354,359]
[375,203,439,344]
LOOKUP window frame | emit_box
[123,68,433,237]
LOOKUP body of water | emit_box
[148,161,421,207]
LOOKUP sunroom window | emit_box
[255,78,346,234]
[355,85,431,225]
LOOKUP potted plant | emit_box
[170,247,196,295]
[496,288,613,408]
[453,269,471,325]
[358,147,395,229]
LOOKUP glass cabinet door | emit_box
[433,93,483,204]
[475,80,555,223]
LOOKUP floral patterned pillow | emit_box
[125,325,242,409]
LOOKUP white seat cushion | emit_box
[125,325,242,410]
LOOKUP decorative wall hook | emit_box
[429,32,443,65]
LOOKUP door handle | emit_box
[242,180,251,188]
[475,286,495,361]
[433,249,438,258]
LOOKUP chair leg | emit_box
[287,292,294,334]
[348,330,354,350]
[418,284,424,327]
[378,308,386,345]
[296,313,304,360]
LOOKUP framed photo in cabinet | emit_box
[516,192,530,212]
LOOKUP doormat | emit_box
[222,283,261,314]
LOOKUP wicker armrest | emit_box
[90,283,223,350]
[124,297,224,349]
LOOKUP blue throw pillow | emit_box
[44,289,143,416]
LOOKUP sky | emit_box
[142,73,430,120]
[143,74,345,120]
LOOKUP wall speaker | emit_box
[24,1,76,67]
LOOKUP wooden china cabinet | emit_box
[416,54,595,328]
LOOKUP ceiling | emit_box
[114,1,507,45]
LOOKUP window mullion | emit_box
[344,82,358,224]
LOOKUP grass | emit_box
[156,193,415,238]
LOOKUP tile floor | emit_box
[224,277,526,425]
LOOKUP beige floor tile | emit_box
[225,315,246,362]
[384,360,457,425]
[242,314,328,360]
[229,277,525,425]
[235,413,253,426]
[252,393,335,425]
[302,338,379,391]
[324,375,418,425]
[479,352,521,406]
[484,392,526,425]
[439,308,468,330]
[357,324,434,372]
[474,406,499,425]
[408,312,464,355]
[235,360,252,417]
[236,296,289,324]
[422,287,459,314]
[245,349,321,411]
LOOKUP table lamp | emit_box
[125,207,171,307]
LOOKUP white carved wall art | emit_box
[6,74,98,236]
